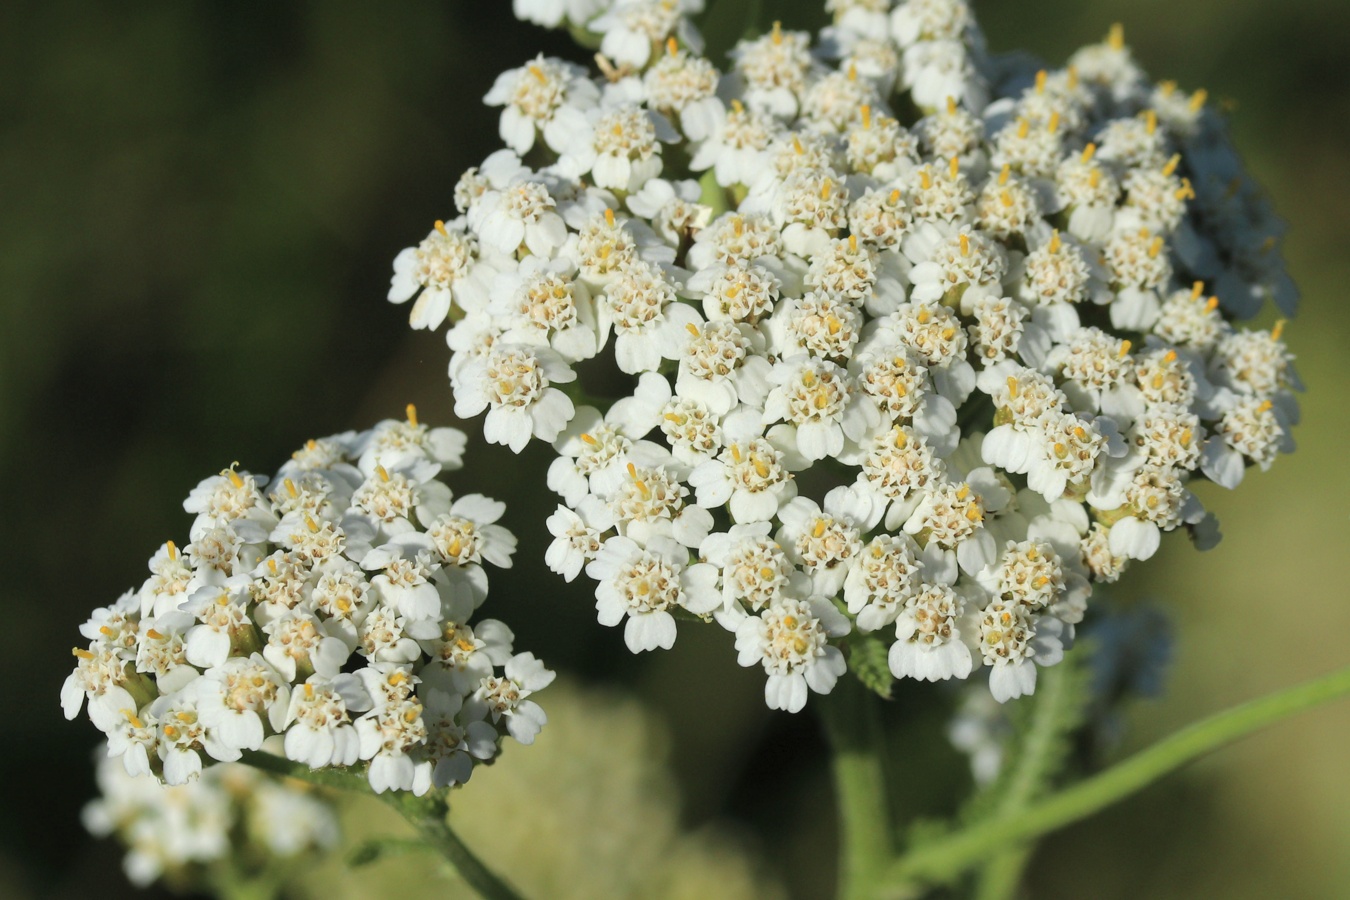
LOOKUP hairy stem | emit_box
[237,751,524,900]
[882,664,1350,893]
[818,678,895,900]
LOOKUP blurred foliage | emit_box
[4,0,1348,898]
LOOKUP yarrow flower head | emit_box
[381,1,1300,714]
[64,409,552,793]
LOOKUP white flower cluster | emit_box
[387,1,1299,710]
[83,742,340,888]
[64,408,554,793]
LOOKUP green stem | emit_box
[236,751,524,900]
[818,677,895,900]
[881,664,1350,893]
[973,658,1086,900]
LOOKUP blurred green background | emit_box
[4,1,1347,897]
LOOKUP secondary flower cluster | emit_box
[83,742,340,889]
[388,0,1299,710]
[64,411,554,793]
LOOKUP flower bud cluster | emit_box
[63,410,553,792]
[387,1,1298,709]
[83,743,340,889]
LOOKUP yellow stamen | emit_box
[1081,143,1097,164]
[1108,23,1125,51]
[1145,109,1157,135]
[146,629,165,641]
[666,36,678,57]
[919,168,932,190]
[1258,400,1273,413]
[820,179,832,200]
[1017,118,1030,139]
[1175,177,1195,201]
[999,164,1011,186]
[946,96,958,116]
[792,134,804,155]
[1007,376,1019,398]
[1148,236,1164,259]
[604,207,615,228]
[1118,340,1132,358]
[1189,88,1208,112]
[1047,111,1061,134]
[771,21,783,45]
[686,322,700,337]
[956,483,970,500]
[72,647,94,660]
[1162,154,1181,177]
[1191,281,1205,300]
[1205,296,1220,312]
[730,443,743,463]
[959,233,970,257]
[1067,66,1079,88]
[949,156,960,179]
[166,540,178,560]
[305,683,315,699]
[1000,190,1014,208]
[1035,69,1047,94]
[1049,229,1062,254]
[1089,168,1101,189]
[267,558,278,575]
[733,216,744,236]
[304,514,320,534]
[812,519,827,539]
[860,104,871,129]
[730,98,744,114]
[163,725,179,740]
[1272,319,1286,341]
[1180,429,1193,448]
[224,464,244,489]
[889,188,901,204]
[580,433,598,446]
[847,63,857,82]
[848,233,857,252]
[753,457,770,478]
[284,477,298,499]
[433,219,447,236]
[1164,350,1178,363]
[122,710,144,729]
[965,503,983,523]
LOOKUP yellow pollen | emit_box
[663,413,685,424]
[1081,143,1097,163]
[611,122,623,137]
[456,638,475,652]
[1205,296,1220,312]
[1164,350,1178,363]
[965,503,983,523]
[1272,319,1286,341]
[999,164,1011,186]
[731,98,744,114]
[733,216,744,236]
[893,429,908,449]
[889,188,902,204]
[917,308,931,325]
[1047,111,1061,134]
[176,711,194,723]
[946,96,957,116]
[759,566,775,580]
[1258,400,1273,413]
[783,615,798,629]
[1163,154,1181,177]
[284,478,298,498]
[1089,169,1101,189]
[1027,546,1040,560]
[166,540,178,561]
[1007,376,1019,398]
[849,234,857,252]
[1074,426,1088,441]
[305,683,315,699]
[304,514,320,534]
[604,207,615,227]
[1118,340,1132,358]
[267,558,278,575]
[72,647,94,660]
[941,327,956,341]
[730,443,743,463]
[812,519,827,539]
[1180,429,1193,448]
[1148,236,1164,259]
[726,284,741,298]
[1191,281,1205,300]
[528,63,547,83]
[813,390,829,410]
[1033,575,1050,588]
[666,36,678,56]
[122,710,144,729]
[1053,442,1068,458]
[404,708,420,724]
[1152,375,1164,390]
[448,537,463,557]
[1175,178,1195,201]
[959,233,970,256]
[1108,23,1125,51]
[686,322,700,337]
[433,219,447,236]
[224,465,244,489]
[828,316,842,336]
[1035,69,1047,94]
[956,483,970,500]
[215,593,229,606]
[753,458,770,478]
[1189,88,1208,112]
[820,180,832,200]
[580,433,598,446]
[1017,118,1030,139]
[1049,229,1062,254]
[920,169,933,190]
[146,629,165,641]
[999,189,1013,208]
[1145,109,1157,135]
[163,725,180,740]
[949,156,960,179]
[1067,66,1079,88]
[626,462,637,479]
[376,463,390,483]
[802,369,817,388]
[771,21,783,45]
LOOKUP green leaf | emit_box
[846,632,895,700]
